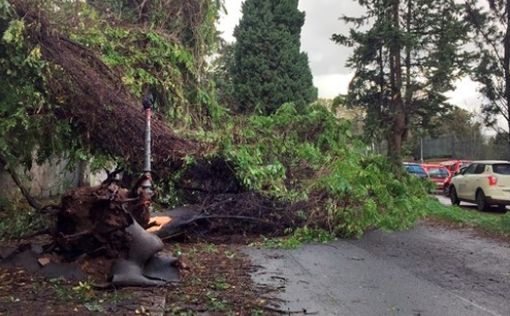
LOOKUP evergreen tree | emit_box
[465,0,510,151]
[333,0,470,165]
[230,0,317,114]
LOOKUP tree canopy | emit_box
[333,0,471,165]
[465,0,510,150]
[0,0,219,174]
[230,0,317,114]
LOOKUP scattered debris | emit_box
[37,256,50,267]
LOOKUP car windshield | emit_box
[493,164,510,175]
[406,165,426,175]
[428,168,449,178]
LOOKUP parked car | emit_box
[449,160,510,211]
[440,160,472,195]
[403,162,428,179]
[421,164,450,192]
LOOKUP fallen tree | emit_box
[8,0,202,179]
[1,0,438,245]
[1,0,433,292]
[3,1,306,240]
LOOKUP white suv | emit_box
[449,161,510,211]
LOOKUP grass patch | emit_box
[425,199,510,236]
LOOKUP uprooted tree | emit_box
[1,0,206,178]
[0,0,307,243]
[1,0,439,248]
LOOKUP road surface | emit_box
[246,222,510,315]
[436,194,508,213]
[436,194,456,207]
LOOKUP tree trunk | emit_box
[388,0,405,166]
[505,0,510,153]
[377,45,385,145]
[404,0,412,141]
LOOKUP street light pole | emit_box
[420,137,424,163]
[141,94,153,194]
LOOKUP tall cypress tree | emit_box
[230,0,317,114]
[333,0,470,165]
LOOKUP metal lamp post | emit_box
[141,94,153,194]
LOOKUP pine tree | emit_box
[230,0,317,114]
[333,0,470,165]
[465,0,510,150]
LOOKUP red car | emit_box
[440,160,472,195]
[421,164,451,192]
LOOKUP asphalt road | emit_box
[246,222,510,316]
[436,194,456,207]
[436,194,508,213]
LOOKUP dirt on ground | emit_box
[0,241,277,315]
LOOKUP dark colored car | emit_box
[403,163,428,179]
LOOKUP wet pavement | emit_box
[246,222,510,316]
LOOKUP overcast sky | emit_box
[217,0,499,131]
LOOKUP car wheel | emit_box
[476,190,488,212]
[450,186,460,205]
[496,205,507,213]
[443,184,450,197]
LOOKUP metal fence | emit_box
[413,135,510,161]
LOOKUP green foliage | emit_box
[205,291,230,312]
[261,227,336,249]
[1,0,444,241]
[209,42,236,110]
[50,278,130,311]
[1,0,224,179]
[203,103,433,237]
[0,1,112,172]
[217,103,350,197]
[65,1,222,125]
[230,0,317,114]
[0,11,68,168]
[465,0,509,140]
[87,0,224,59]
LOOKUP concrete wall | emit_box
[0,159,106,199]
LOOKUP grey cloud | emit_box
[298,0,364,76]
